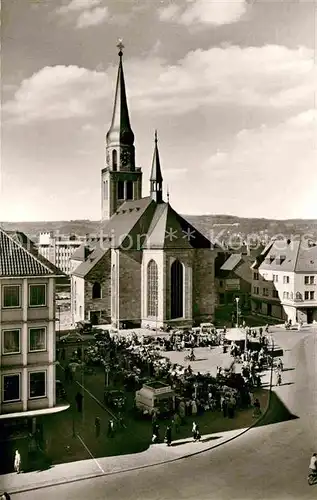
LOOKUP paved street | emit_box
[4,325,317,499]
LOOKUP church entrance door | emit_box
[171,260,183,319]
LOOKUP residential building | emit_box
[70,44,219,328]
[0,228,69,460]
[215,245,264,324]
[251,238,317,324]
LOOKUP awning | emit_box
[0,403,70,420]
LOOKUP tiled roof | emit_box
[72,248,109,278]
[0,228,62,277]
[259,239,317,273]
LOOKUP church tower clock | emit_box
[101,40,143,221]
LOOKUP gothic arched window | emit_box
[117,181,124,199]
[92,282,101,299]
[126,181,133,200]
[170,259,183,319]
[112,150,117,171]
[147,260,158,317]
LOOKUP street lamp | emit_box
[235,297,240,328]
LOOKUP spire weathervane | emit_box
[117,38,124,57]
[155,129,158,143]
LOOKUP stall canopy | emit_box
[225,328,247,342]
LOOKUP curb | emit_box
[7,378,273,496]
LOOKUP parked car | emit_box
[93,329,110,341]
[104,389,126,409]
[59,332,84,343]
[76,320,92,334]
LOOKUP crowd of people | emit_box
[59,325,272,446]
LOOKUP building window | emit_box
[2,285,20,308]
[29,327,46,352]
[2,374,20,403]
[92,282,101,299]
[283,276,290,284]
[304,291,309,300]
[310,291,315,300]
[273,275,278,283]
[126,181,133,200]
[253,286,259,295]
[2,329,20,355]
[273,290,279,298]
[263,288,269,297]
[29,284,46,307]
[147,260,158,317]
[170,260,184,319]
[29,371,46,399]
[112,150,117,170]
[117,180,124,199]
[253,272,259,281]
[305,275,315,285]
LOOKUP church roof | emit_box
[71,245,94,262]
[142,202,212,249]
[72,196,215,277]
[0,228,64,277]
[72,247,109,278]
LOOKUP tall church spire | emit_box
[101,41,142,221]
[106,39,135,149]
[150,130,163,203]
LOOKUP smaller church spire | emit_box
[167,185,170,203]
[150,130,163,203]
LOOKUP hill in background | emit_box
[1,215,317,244]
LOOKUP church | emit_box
[70,43,219,329]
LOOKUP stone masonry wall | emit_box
[119,250,142,325]
[193,248,218,324]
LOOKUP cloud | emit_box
[3,65,109,123]
[3,45,315,123]
[76,6,108,28]
[57,0,102,14]
[159,0,247,27]
[159,4,181,22]
[204,109,317,217]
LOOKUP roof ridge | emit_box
[0,227,55,276]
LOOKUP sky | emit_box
[1,0,317,221]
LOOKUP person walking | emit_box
[95,417,101,438]
[152,423,159,443]
[14,450,21,474]
[276,372,282,386]
[165,425,172,446]
[107,419,115,438]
